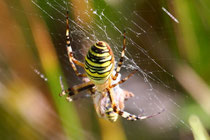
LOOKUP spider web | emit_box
[7,0,192,139]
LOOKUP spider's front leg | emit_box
[65,11,86,77]
[59,76,94,102]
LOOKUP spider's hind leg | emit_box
[115,108,164,121]
[106,87,164,121]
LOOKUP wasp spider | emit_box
[59,11,164,122]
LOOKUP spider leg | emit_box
[66,11,86,77]
[115,107,164,121]
[106,88,164,121]
[59,76,94,102]
[110,70,137,88]
[112,30,126,80]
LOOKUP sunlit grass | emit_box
[0,0,210,139]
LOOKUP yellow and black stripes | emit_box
[111,102,154,121]
[117,108,165,121]
[113,106,140,121]
[66,11,86,77]
[112,30,126,80]
[109,70,137,88]
[59,80,95,101]
[61,10,164,122]
[104,88,160,122]
[105,89,139,121]
[85,41,114,84]
[105,102,118,122]
[106,88,154,121]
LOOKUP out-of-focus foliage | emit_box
[189,115,210,140]
[0,0,210,139]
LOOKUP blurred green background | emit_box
[0,0,210,139]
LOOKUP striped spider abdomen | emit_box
[85,41,115,84]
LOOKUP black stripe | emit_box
[66,44,70,48]
[119,57,124,62]
[119,111,123,116]
[86,67,112,74]
[106,110,113,115]
[118,63,122,67]
[98,69,112,74]
[88,51,112,62]
[85,61,108,70]
[85,64,112,75]
[85,60,112,70]
[86,73,108,80]
[113,106,118,112]
[67,88,74,96]
[96,42,106,47]
[91,45,109,54]
[88,51,106,60]
[87,53,111,64]
[78,84,95,92]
